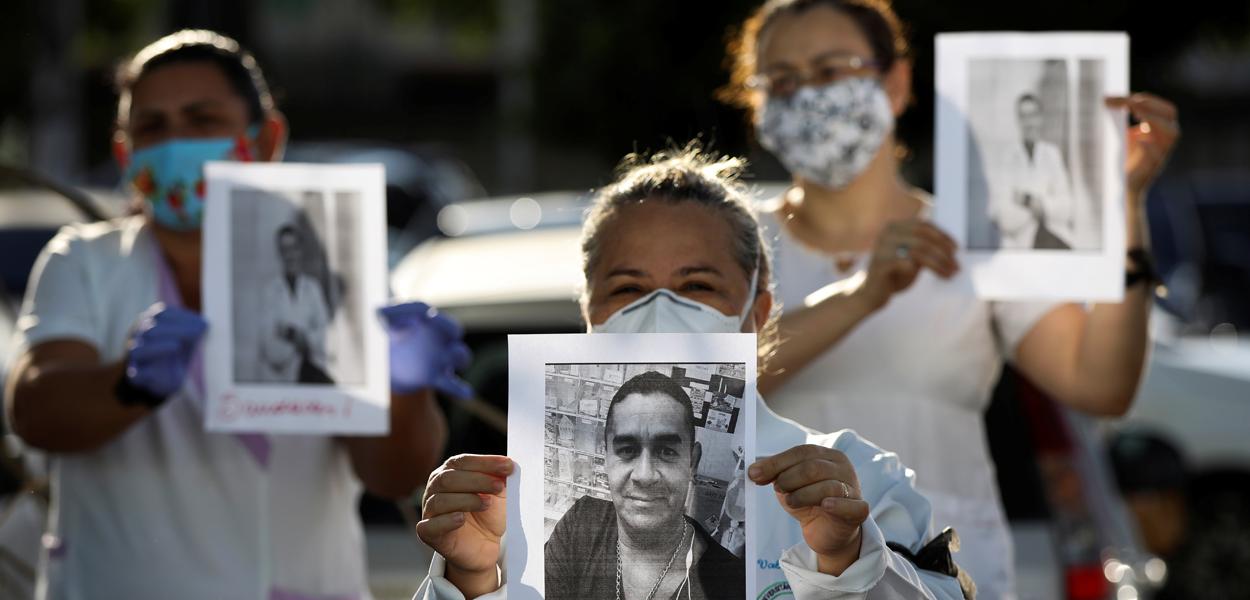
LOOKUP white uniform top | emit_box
[990,140,1076,249]
[759,210,1059,600]
[258,274,331,382]
[11,217,369,600]
[414,399,966,600]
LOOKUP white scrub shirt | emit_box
[990,140,1076,249]
[759,209,1060,600]
[11,217,369,600]
[258,273,331,382]
[413,399,965,600]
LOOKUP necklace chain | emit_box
[616,520,689,600]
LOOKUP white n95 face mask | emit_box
[592,268,759,335]
[755,76,894,190]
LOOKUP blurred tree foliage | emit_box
[533,0,760,165]
[82,0,173,63]
[6,0,1250,183]
[372,0,500,56]
[373,0,499,31]
[0,1,36,164]
[2,0,164,172]
[81,0,170,167]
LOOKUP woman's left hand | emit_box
[379,301,473,398]
[1105,93,1180,202]
[749,444,870,576]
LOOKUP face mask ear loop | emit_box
[237,124,263,162]
[738,260,761,331]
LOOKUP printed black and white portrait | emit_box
[934,33,1128,301]
[541,362,748,600]
[229,188,367,387]
[965,58,1105,252]
[203,162,390,434]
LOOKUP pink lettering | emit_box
[218,392,240,423]
[215,396,354,421]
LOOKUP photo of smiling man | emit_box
[543,368,746,600]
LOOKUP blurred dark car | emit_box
[0,166,129,377]
[1144,170,1250,330]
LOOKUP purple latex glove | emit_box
[125,304,208,398]
[379,301,473,398]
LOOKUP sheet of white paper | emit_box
[507,333,758,600]
[935,32,1129,301]
[202,162,390,434]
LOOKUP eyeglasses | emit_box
[746,55,879,99]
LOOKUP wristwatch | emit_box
[1125,248,1161,291]
[114,371,170,409]
[888,528,976,599]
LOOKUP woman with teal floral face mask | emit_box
[122,128,258,231]
[114,32,285,239]
[8,30,463,600]
[722,2,1181,597]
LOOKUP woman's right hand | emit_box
[417,454,513,597]
[125,304,208,398]
[855,219,959,310]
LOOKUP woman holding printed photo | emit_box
[416,148,971,600]
[4,30,470,599]
[721,1,1178,596]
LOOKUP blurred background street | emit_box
[3,1,1250,598]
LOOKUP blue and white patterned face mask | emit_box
[755,77,894,190]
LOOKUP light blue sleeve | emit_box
[412,552,507,600]
[413,423,963,600]
[776,429,966,600]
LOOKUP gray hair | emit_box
[579,145,780,363]
[582,147,768,287]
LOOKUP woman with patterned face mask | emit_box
[415,148,972,600]
[722,1,1180,597]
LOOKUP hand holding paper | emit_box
[749,444,868,576]
[379,302,473,398]
[856,218,959,310]
[418,454,513,598]
[1104,93,1180,202]
[125,304,208,398]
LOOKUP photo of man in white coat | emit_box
[258,222,334,384]
[989,93,1077,250]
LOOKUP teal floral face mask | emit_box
[124,131,255,231]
